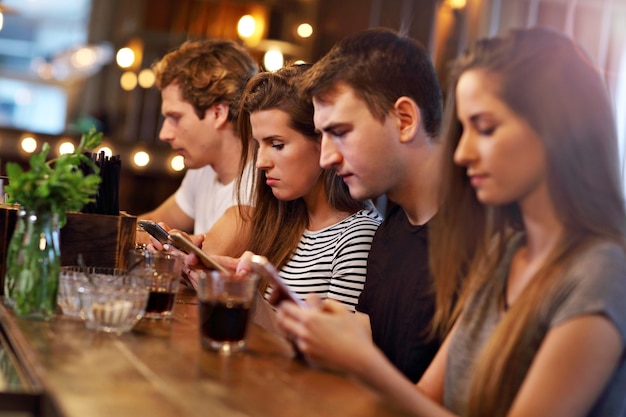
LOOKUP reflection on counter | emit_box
[0,324,54,417]
[0,331,25,391]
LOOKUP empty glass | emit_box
[58,267,88,318]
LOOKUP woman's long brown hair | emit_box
[430,27,626,416]
[235,64,363,275]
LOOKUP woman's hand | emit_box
[182,237,240,273]
[180,236,242,288]
[276,296,375,374]
[234,251,263,274]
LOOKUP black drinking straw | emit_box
[80,151,121,215]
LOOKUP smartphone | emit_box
[137,219,169,243]
[168,232,228,274]
[249,255,307,308]
[137,220,188,253]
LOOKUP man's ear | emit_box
[208,102,230,128]
[393,96,421,143]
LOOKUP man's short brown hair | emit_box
[301,28,442,138]
[153,39,259,124]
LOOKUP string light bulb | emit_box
[132,150,150,168]
[170,155,185,172]
[58,141,75,155]
[20,136,38,154]
[297,23,313,38]
[116,47,135,68]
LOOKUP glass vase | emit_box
[4,207,26,308]
[6,210,61,320]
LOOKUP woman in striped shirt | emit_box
[185,64,382,310]
[182,65,381,311]
[219,63,381,311]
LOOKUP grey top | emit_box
[444,234,626,416]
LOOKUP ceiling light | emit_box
[237,15,256,39]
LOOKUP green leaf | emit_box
[5,126,105,218]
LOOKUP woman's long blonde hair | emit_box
[430,27,626,416]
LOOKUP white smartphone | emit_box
[168,232,228,274]
[249,255,307,308]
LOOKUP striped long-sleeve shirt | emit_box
[266,208,382,311]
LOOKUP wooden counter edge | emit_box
[0,302,66,416]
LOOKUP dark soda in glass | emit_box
[199,298,251,342]
[146,291,176,313]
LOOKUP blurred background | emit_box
[0,0,624,215]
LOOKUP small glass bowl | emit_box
[58,267,128,318]
[58,266,150,334]
[76,271,149,334]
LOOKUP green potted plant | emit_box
[4,127,102,319]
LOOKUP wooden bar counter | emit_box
[0,288,409,417]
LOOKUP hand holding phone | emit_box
[168,232,228,274]
[249,255,307,308]
[137,220,187,253]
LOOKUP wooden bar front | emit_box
[0,289,409,417]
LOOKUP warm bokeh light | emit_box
[237,15,256,39]
[58,141,75,155]
[235,8,267,47]
[263,49,284,72]
[36,62,54,80]
[293,60,306,65]
[20,136,38,153]
[297,23,313,38]
[96,146,113,158]
[133,150,150,167]
[120,71,137,91]
[447,0,467,9]
[72,47,96,68]
[116,47,135,68]
[170,155,185,172]
[137,68,155,88]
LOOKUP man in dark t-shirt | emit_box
[357,205,439,382]
[293,28,445,382]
